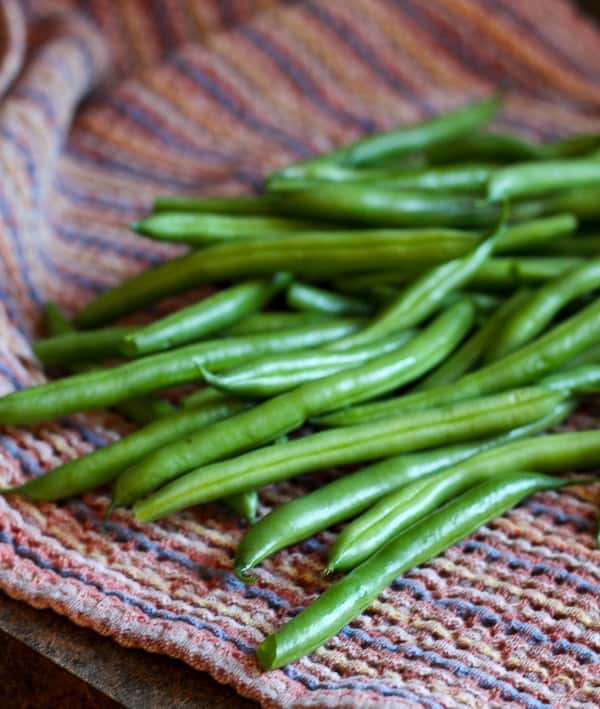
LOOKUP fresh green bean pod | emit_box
[40,303,177,425]
[489,159,600,202]
[273,96,499,171]
[224,490,259,523]
[330,214,503,349]
[153,195,279,214]
[0,397,249,502]
[113,301,474,508]
[539,235,600,257]
[74,229,489,327]
[234,402,572,575]
[180,386,232,410]
[0,319,362,425]
[415,289,531,390]
[202,329,416,398]
[122,275,290,356]
[268,184,501,228]
[540,364,600,394]
[328,430,600,571]
[286,282,373,316]
[267,163,495,194]
[487,260,600,360]
[316,296,600,427]
[256,472,575,669]
[425,131,547,164]
[131,213,324,245]
[224,311,331,336]
[43,302,73,336]
[133,387,565,524]
[548,187,600,221]
[34,327,135,366]
[470,257,583,290]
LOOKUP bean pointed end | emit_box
[234,564,257,585]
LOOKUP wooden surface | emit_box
[0,592,257,709]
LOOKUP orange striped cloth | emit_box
[1,1,600,706]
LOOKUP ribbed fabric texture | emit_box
[1,1,599,706]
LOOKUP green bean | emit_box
[425,131,547,164]
[40,303,177,424]
[224,490,258,523]
[133,387,565,524]
[414,289,532,391]
[112,397,177,425]
[43,302,73,336]
[562,342,600,369]
[268,184,501,228]
[328,430,600,571]
[489,159,600,202]
[539,364,600,394]
[267,163,495,194]
[548,187,600,221]
[74,229,489,328]
[488,261,600,360]
[234,402,572,575]
[0,319,361,425]
[539,236,600,257]
[34,327,135,366]
[131,213,325,245]
[330,213,504,349]
[122,275,290,356]
[225,311,331,336]
[274,96,499,172]
[180,386,232,410]
[286,282,373,316]
[542,133,600,159]
[0,397,249,502]
[153,195,278,214]
[470,257,583,290]
[316,296,600,427]
[113,301,474,508]
[256,472,576,669]
[202,330,416,398]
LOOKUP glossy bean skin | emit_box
[267,163,494,194]
[415,289,531,390]
[34,327,135,366]
[268,184,502,228]
[202,330,416,398]
[153,195,278,214]
[0,397,249,502]
[0,320,361,425]
[540,364,600,394]
[489,159,600,201]
[488,260,600,360]
[224,311,331,335]
[224,490,258,523]
[132,387,565,523]
[131,213,324,245]
[425,131,547,164]
[122,275,289,356]
[286,282,373,316]
[113,301,474,507]
[328,429,600,571]
[273,96,499,171]
[331,216,503,349]
[234,402,572,575]
[40,303,177,425]
[470,257,583,290]
[74,229,488,327]
[317,296,600,427]
[256,472,572,669]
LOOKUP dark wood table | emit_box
[0,591,257,708]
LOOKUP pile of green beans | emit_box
[4,95,600,670]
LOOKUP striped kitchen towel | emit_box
[1,1,599,706]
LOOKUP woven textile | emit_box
[1,1,600,706]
